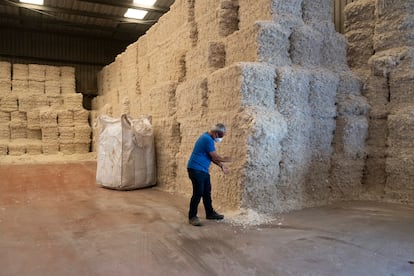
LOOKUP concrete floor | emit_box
[1,162,414,276]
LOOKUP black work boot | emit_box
[189,216,202,226]
[206,210,224,220]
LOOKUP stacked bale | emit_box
[0,61,11,94]
[12,64,29,95]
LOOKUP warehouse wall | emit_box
[93,0,368,213]
[345,0,414,203]
[0,28,131,108]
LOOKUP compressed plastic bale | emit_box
[290,25,323,67]
[271,0,303,17]
[337,94,369,116]
[310,118,336,160]
[96,114,156,190]
[315,22,348,71]
[226,21,292,67]
[309,70,339,118]
[275,67,311,116]
[390,69,414,107]
[334,115,368,159]
[302,0,334,24]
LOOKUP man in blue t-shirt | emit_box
[187,123,232,226]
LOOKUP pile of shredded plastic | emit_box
[224,208,280,227]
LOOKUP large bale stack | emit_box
[0,62,91,157]
[94,0,368,212]
[345,0,414,202]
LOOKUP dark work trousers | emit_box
[188,168,214,219]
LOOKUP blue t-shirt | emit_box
[187,132,216,173]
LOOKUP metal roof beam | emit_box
[0,0,157,24]
[77,0,169,13]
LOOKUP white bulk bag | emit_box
[96,114,156,190]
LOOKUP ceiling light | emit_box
[133,0,157,6]
[124,8,148,19]
[20,0,44,5]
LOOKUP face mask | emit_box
[214,137,223,143]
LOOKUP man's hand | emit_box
[222,165,230,175]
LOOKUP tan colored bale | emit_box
[41,126,58,142]
[48,95,63,107]
[0,140,7,155]
[74,143,90,153]
[0,61,11,80]
[8,141,26,156]
[0,111,10,122]
[0,123,10,139]
[42,142,59,155]
[29,80,45,94]
[59,143,75,154]
[27,129,42,140]
[26,140,42,155]
[63,93,83,109]
[57,110,74,127]
[12,64,28,80]
[9,120,27,139]
[238,0,272,30]
[12,79,29,94]
[74,124,91,141]
[39,108,57,127]
[58,126,74,143]
[0,94,17,112]
[28,64,46,81]
[0,80,11,94]
[27,109,40,130]
[45,66,60,81]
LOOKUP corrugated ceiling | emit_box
[0,0,175,42]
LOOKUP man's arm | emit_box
[209,151,232,174]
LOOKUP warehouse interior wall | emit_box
[0,28,132,109]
